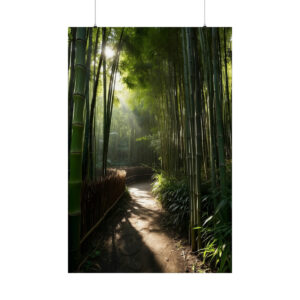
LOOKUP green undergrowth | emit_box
[194,220,232,272]
[152,170,232,272]
[152,172,190,233]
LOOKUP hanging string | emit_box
[204,0,206,27]
[94,0,97,27]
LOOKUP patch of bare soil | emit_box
[79,181,210,273]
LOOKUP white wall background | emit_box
[0,0,299,299]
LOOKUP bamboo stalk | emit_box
[68,28,77,160]
[191,28,203,250]
[68,27,87,271]
[89,28,106,179]
[182,28,196,251]
[102,29,124,176]
[82,28,93,180]
[212,28,227,221]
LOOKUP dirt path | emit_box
[79,181,192,273]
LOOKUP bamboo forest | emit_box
[68,27,232,273]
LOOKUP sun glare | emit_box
[105,46,115,59]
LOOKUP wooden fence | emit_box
[79,166,154,244]
[80,169,126,242]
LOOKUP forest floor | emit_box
[79,180,210,273]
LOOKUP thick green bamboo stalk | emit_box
[68,27,87,271]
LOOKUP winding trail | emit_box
[80,180,188,272]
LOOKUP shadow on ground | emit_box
[78,180,211,273]
[79,181,166,272]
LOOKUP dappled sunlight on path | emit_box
[80,180,187,273]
